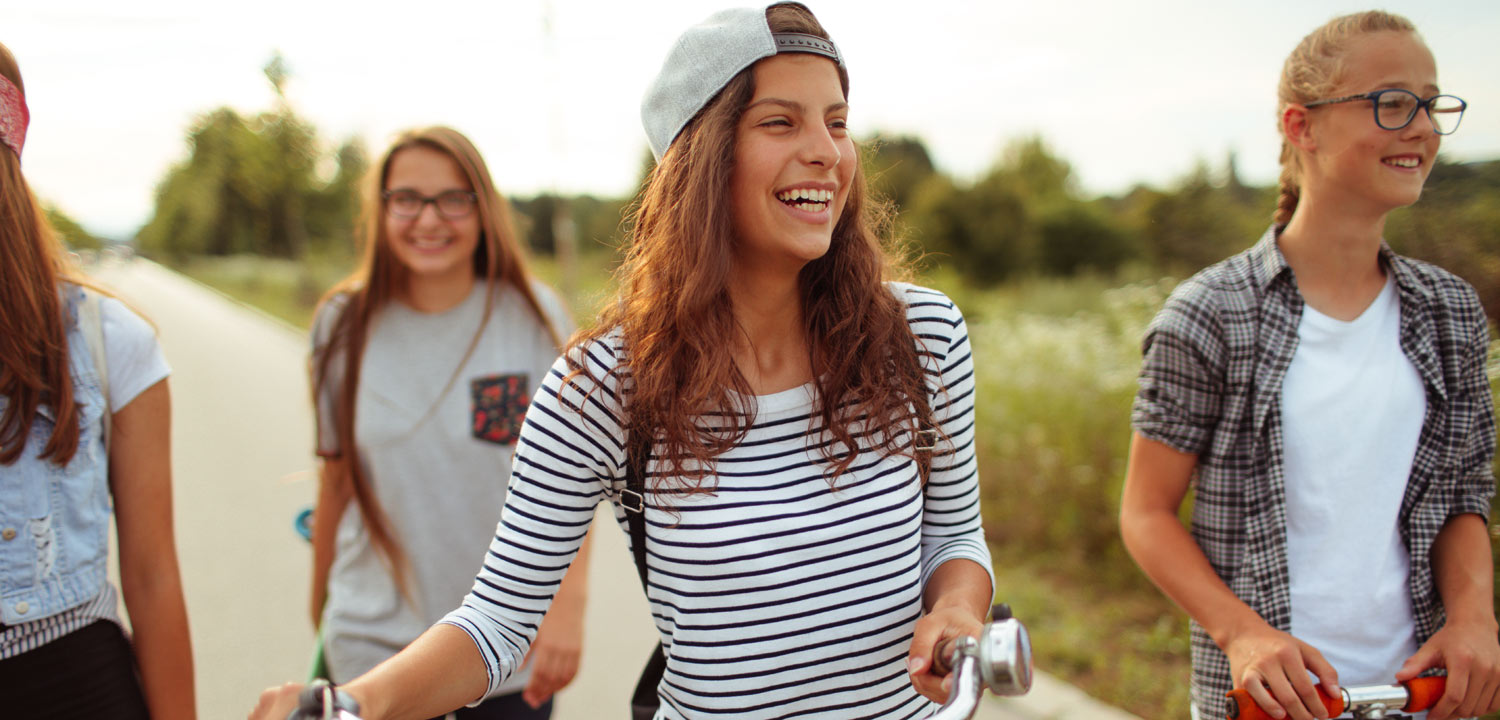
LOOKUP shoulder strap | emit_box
[622,431,650,591]
[80,290,111,453]
[914,405,938,483]
[620,430,668,718]
[912,330,940,485]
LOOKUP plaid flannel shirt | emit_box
[1132,225,1496,716]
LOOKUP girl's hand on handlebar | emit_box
[907,605,985,703]
[1395,619,1500,720]
[249,681,304,720]
[1225,624,1338,720]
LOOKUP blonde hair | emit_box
[1274,11,1419,224]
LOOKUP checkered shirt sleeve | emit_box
[1133,276,1228,456]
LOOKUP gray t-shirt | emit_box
[312,281,573,695]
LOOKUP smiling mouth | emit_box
[410,237,453,249]
[776,188,834,213]
[1383,156,1421,169]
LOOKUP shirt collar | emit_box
[1247,224,1433,305]
[1380,242,1436,304]
[1247,225,1293,291]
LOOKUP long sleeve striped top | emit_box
[441,283,994,719]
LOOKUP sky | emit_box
[6,0,1499,239]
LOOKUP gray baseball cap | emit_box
[641,3,844,160]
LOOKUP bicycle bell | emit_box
[975,614,1033,696]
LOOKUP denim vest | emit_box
[0,287,112,625]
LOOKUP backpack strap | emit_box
[622,430,650,589]
[79,290,111,453]
[912,344,943,484]
[620,429,667,719]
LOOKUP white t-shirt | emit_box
[312,281,572,696]
[1282,275,1424,697]
[99,293,172,411]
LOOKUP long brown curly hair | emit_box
[569,3,932,494]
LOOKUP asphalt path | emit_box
[86,258,1136,720]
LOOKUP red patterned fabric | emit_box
[470,373,529,446]
[0,73,28,157]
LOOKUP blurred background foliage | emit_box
[51,56,1497,720]
[132,55,366,263]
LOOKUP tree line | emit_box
[109,57,1498,319]
[862,133,1498,319]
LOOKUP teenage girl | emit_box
[308,126,587,718]
[1120,12,1498,720]
[254,3,993,718]
[0,41,196,719]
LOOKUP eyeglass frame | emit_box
[380,188,480,220]
[1302,88,1467,135]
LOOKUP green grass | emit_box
[171,253,353,329]
[993,554,1192,719]
[166,251,1500,719]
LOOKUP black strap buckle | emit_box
[772,32,841,63]
[914,427,939,452]
[620,488,645,514]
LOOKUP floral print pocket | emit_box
[470,374,529,446]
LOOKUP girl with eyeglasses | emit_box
[1120,11,1497,720]
[0,42,195,719]
[306,127,588,719]
[254,4,993,718]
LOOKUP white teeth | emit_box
[1385,157,1419,168]
[777,188,833,203]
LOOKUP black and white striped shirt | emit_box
[442,284,993,718]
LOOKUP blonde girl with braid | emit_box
[1121,11,1497,720]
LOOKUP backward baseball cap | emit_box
[641,2,844,160]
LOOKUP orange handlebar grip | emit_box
[1402,676,1446,712]
[1225,686,1343,720]
[1224,689,1273,720]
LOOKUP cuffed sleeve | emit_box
[1132,278,1228,456]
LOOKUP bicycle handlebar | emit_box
[1225,676,1447,720]
[925,605,1034,720]
[287,680,362,720]
[287,611,1033,720]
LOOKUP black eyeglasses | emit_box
[1303,88,1466,135]
[381,189,479,219]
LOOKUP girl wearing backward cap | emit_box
[252,3,994,718]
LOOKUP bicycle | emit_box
[1225,675,1447,720]
[285,608,1034,720]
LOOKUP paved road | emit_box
[87,259,1137,720]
